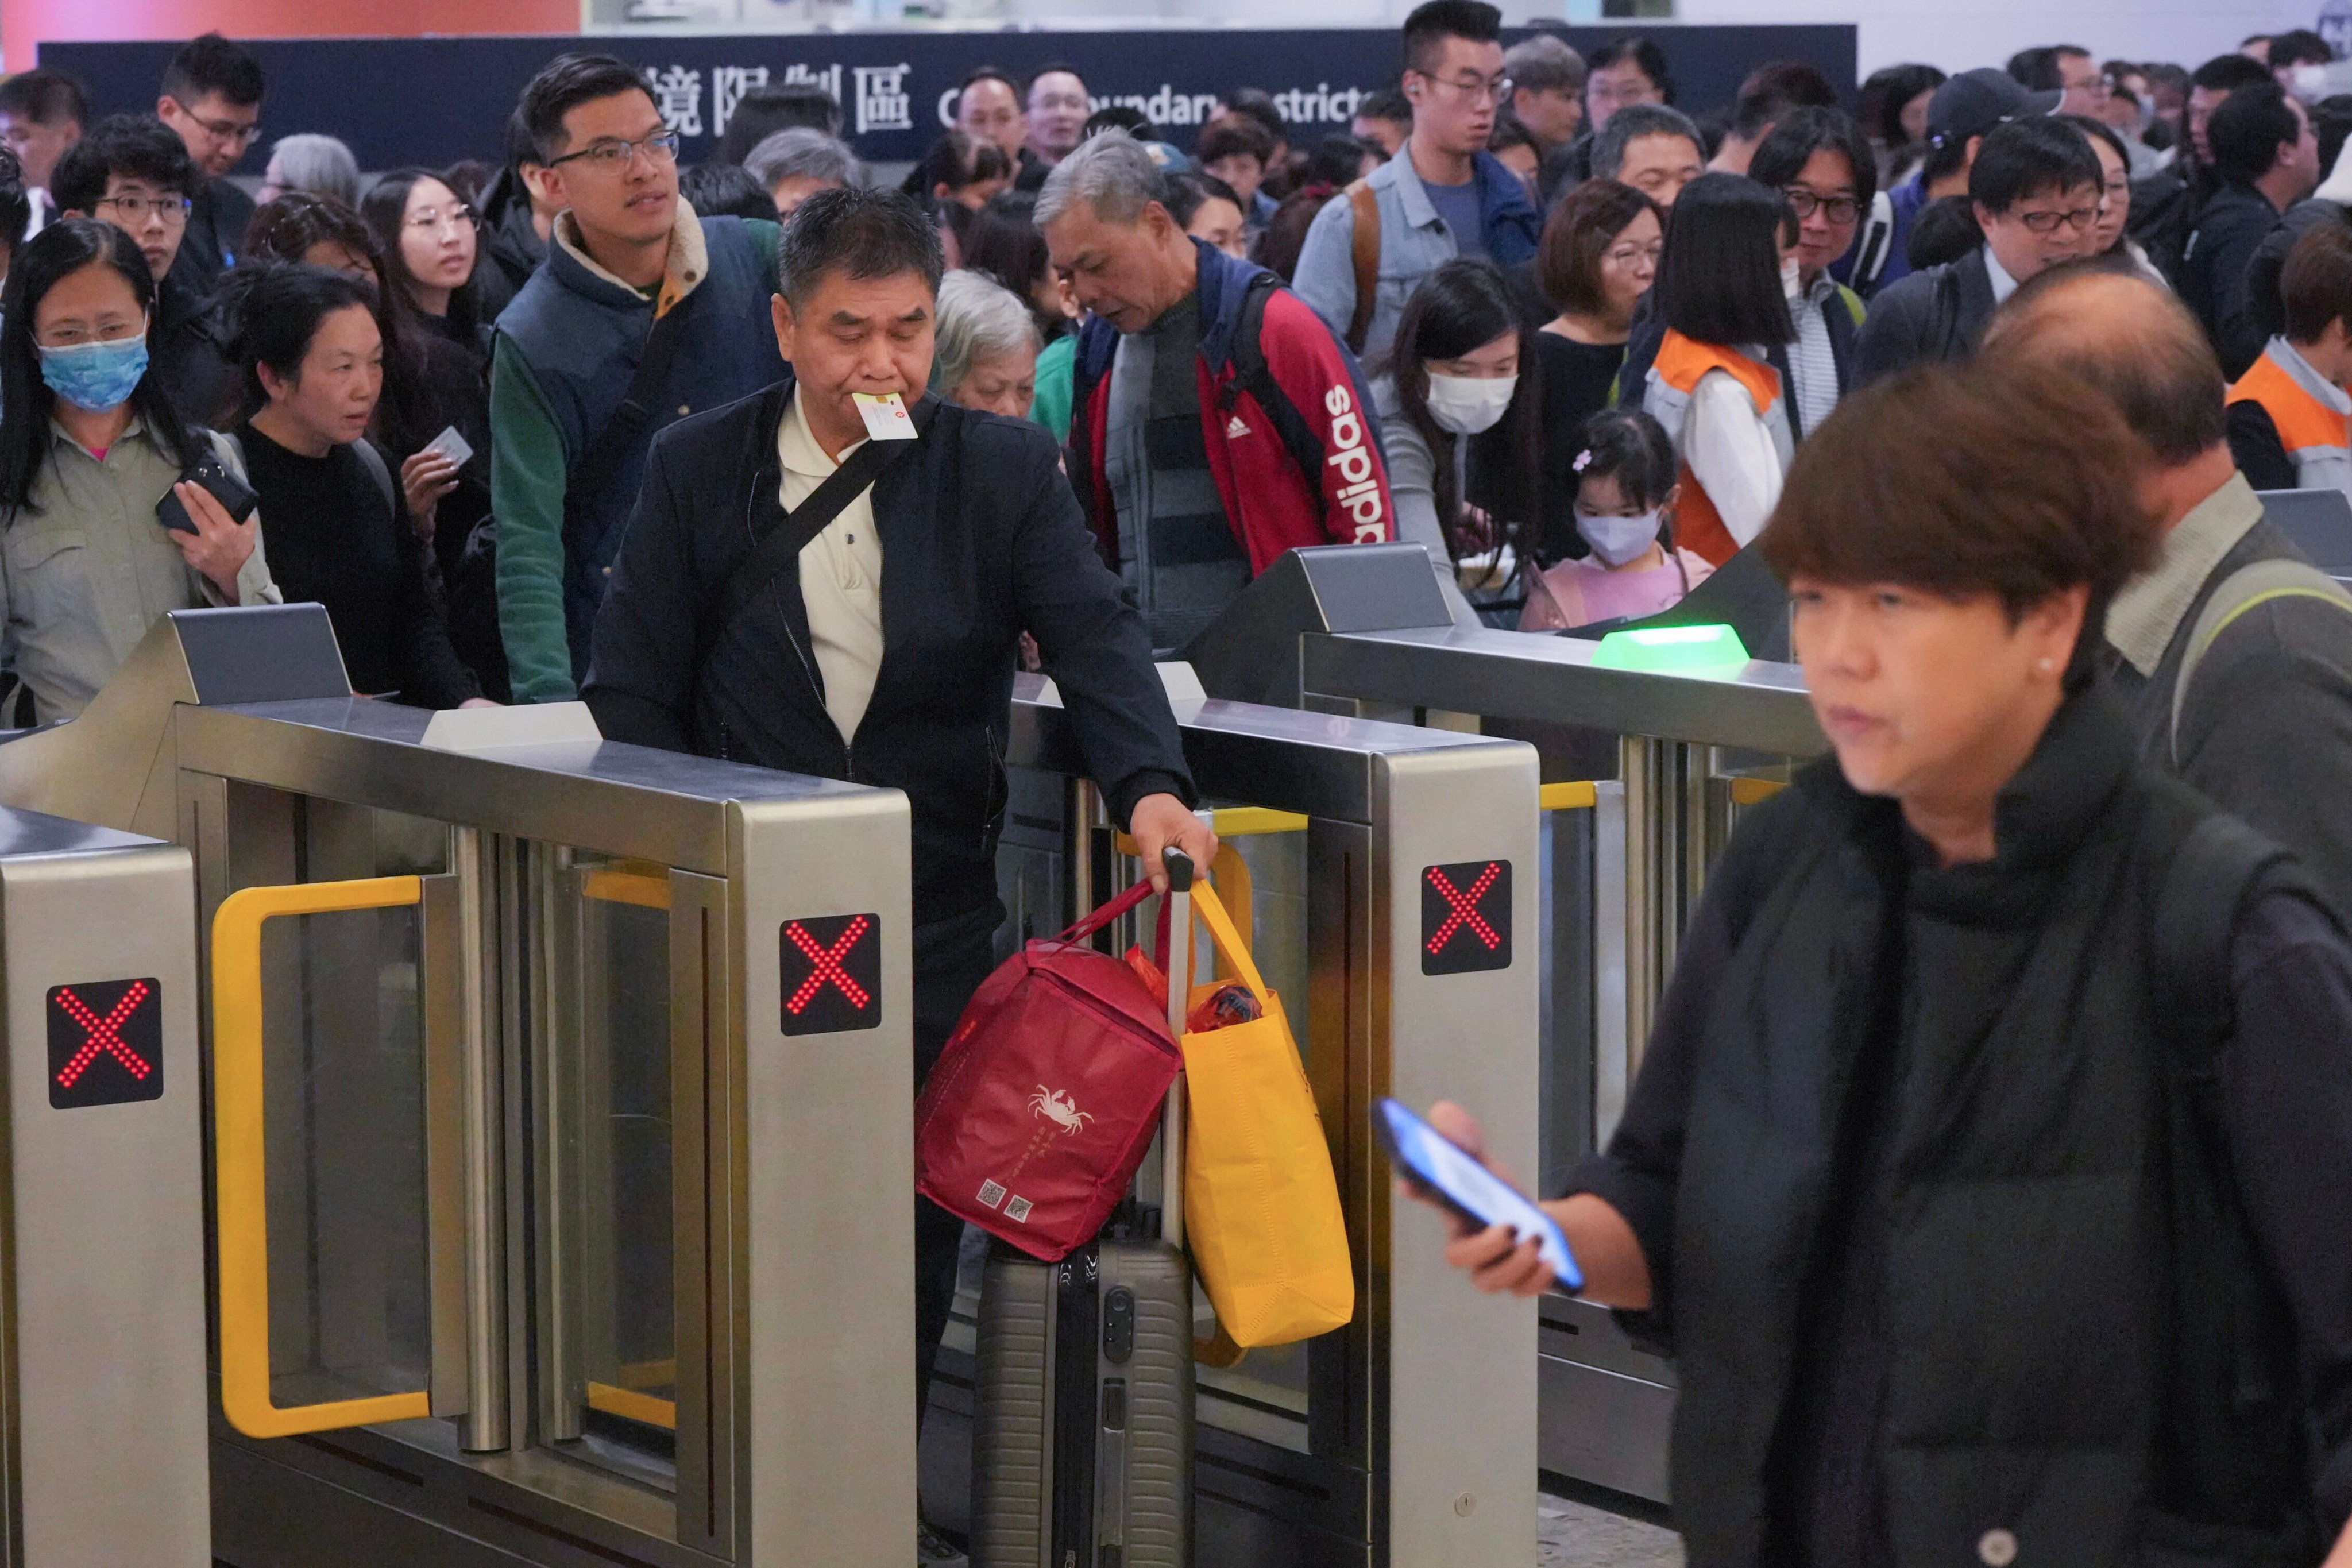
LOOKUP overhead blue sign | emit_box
[42,26,1855,172]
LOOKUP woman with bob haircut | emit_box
[1534,179,1664,459]
[1420,355,2352,1567]
[1639,171,1797,567]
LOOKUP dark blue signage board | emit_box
[44,25,1854,171]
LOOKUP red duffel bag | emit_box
[914,882,1180,1261]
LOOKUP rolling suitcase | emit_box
[971,852,1198,1568]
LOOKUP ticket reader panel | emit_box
[0,811,208,1566]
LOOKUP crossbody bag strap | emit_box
[569,288,698,521]
[1346,180,1381,356]
[2170,556,2352,766]
[707,399,939,654]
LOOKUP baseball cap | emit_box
[1926,67,2063,149]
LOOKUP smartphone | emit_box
[1376,1096,1581,1292]
[422,424,475,469]
[155,452,258,535]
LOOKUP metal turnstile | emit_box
[0,607,918,1567]
[0,809,208,1565]
[929,670,1541,1567]
[1297,621,1826,1505]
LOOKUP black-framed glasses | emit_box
[93,194,192,225]
[1416,71,1513,105]
[549,131,683,171]
[1782,188,1860,224]
[169,101,262,145]
[2015,206,2099,234]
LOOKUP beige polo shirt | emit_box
[778,390,885,743]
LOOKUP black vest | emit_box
[1668,689,2314,1567]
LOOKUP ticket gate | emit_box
[0,809,207,1565]
[0,607,918,1567]
[922,670,1542,1567]
[1296,622,1825,1505]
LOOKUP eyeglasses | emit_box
[2014,206,2100,234]
[1782,188,1861,224]
[37,316,146,350]
[169,101,261,146]
[93,194,192,226]
[405,204,478,235]
[1419,71,1513,105]
[1602,240,1663,267]
[549,131,682,171]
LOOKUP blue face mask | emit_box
[38,332,151,413]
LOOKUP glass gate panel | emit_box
[561,855,679,1474]
[214,875,450,1438]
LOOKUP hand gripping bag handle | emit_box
[1159,850,1193,1249]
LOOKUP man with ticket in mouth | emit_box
[580,184,1217,1507]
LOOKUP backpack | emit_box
[1218,271,1356,492]
[2169,555,2352,765]
[1343,180,1381,354]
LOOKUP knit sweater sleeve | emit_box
[488,334,578,703]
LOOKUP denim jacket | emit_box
[1291,148,1542,369]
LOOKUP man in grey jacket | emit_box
[1986,264,2352,913]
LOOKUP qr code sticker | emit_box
[977,1180,1007,1210]
[1005,1196,1033,1223]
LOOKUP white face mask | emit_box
[1576,508,1663,567]
[1424,372,1517,435]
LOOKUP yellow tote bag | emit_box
[1179,882,1355,1351]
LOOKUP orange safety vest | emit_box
[2227,347,2352,485]
[1650,332,1783,568]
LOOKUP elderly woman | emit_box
[930,268,1038,419]
[1423,356,2352,1566]
[256,133,360,208]
[744,127,860,219]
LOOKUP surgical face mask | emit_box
[38,331,150,413]
[2291,63,2332,107]
[1424,372,1516,435]
[1576,508,1662,567]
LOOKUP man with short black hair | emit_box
[1040,130,1394,651]
[156,32,263,290]
[1351,88,1412,159]
[2228,223,2352,495]
[1198,117,1279,227]
[490,53,787,704]
[1853,115,2103,385]
[472,107,558,320]
[1503,33,1585,155]
[953,67,1026,169]
[1861,67,2059,298]
[1751,107,1876,430]
[0,68,86,241]
[1706,59,1838,176]
[1292,0,1540,362]
[51,114,229,424]
[583,191,1213,1568]
[2187,82,2320,377]
[1018,63,1091,191]
[713,82,843,164]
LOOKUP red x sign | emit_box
[1422,861,1513,975]
[48,978,165,1109]
[780,913,882,1034]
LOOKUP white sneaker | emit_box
[917,1517,968,1567]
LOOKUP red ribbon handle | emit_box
[1053,879,1156,945]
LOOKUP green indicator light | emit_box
[1592,623,1751,671]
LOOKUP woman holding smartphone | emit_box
[215,261,483,710]
[0,219,279,724]
[1426,358,2352,1566]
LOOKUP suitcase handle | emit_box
[1160,850,1192,1250]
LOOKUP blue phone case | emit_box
[1376,1097,1582,1291]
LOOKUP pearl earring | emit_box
[2038,657,2056,673]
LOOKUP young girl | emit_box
[1520,408,1714,631]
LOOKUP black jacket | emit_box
[470,167,548,324]
[1850,245,1997,389]
[2183,181,2287,380]
[1570,687,2352,1565]
[583,374,1195,926]
[150,267,231,428]
[2246,196,2350,346]
[168,174,253,295]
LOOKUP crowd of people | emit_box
[8,10,2352,1566]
